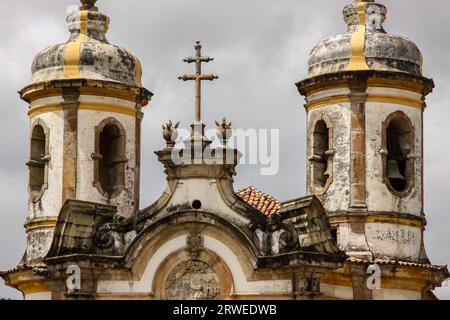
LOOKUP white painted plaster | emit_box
[77,105,136,217]
[366,223,421,261]
[365,100,423,215]
[24,291,52,300]
[321,283,354,300]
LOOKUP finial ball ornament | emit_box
[80,0,98,9]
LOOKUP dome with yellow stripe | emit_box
[308,0,423,77]
[31,0,143,87]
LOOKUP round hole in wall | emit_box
[192,200,202,210]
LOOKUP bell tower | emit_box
[297,0,448,299]
[20,0,152,265]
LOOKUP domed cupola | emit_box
[31,0,143,87]
[308,0,423,77]
[296,0,442,289]
[17,0,152,267]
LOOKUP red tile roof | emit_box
[347,257,449,272]
[236,186,281,216]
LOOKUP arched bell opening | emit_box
[381,111,415,197]
[93,118,127,198]
[27,121,50,202]
[309,116,334,195]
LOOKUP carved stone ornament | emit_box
[215,118,232,146]
[94,222,123,252]
[165,260,223,300]
[162,120,180,148]
[186,233,203,260]
[32,267,49,278]
[279,222,299,250]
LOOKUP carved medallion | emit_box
[165,260,223,300]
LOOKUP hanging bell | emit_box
[387,159,405,180]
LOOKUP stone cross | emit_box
[179,42,219,127]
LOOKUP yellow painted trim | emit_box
[328,214,425,229]
[305,96,351,110]
[28,102,137,118]
[79,87,143,103]
[321,295,342,300]
[130,51,143,87]
[95,293,154,300]
[28,105,62,116]
[22,88,144,105]
[18,281,50,295]
[302,81,349,97]
[79,102,137,116]
[230,292,292,297]
[366,78,425,94]
[79,87,144,103]
[367,94,424,109]
[63,10,88,79]
[346,2,369,71]
[305,94,423,111]
[366,215,425,228]
[322,269,427,292]
[304,79,426,98]
[321,271,352,287]
[24,217,58,232]
[419,50,424,75]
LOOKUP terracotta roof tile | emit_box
[236,186,281,216]
[347,257,449,272]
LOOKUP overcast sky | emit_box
[0,0,449,299]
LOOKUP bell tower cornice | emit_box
[20,79,152,108]
[17,0,154,268]
[296,1,437,264]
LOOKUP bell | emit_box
[387,159,405,180]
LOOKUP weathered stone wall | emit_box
[365,223,421,261]
[25,110,65,264]
[372,288,421,300]
[76,96,139,218]
[307,102,352,213]
[161,179,251,227]
[25,229,54,264]
[304,84,424,262]
[28,110,64,219]
[24,94,140,264]
[365,91,423,216]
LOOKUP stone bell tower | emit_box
[20,0,152,265]
[296,0,448,299]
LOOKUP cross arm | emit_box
[199,74,219,81]
[178,74,197,81]
[183,56,215,63]
[178,74,219,81]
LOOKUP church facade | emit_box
[1,0,448,300]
